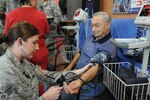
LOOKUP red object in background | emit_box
[39,84,44,96]
[55,0,59,4]
[75,10,80,16]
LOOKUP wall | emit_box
[67,0,82,20]
[100,0,137,18]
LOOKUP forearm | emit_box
[34,65,64,84]
[74,63,92,75]
[41,69,77,85]
[78,64,100,85]
[64,64,101,94]
[65,52,80,71]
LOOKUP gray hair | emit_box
[93,11,111,23]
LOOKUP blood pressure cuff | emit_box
[90,50,112,82]
[90,50,112,65]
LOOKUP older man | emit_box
[62,11,117,100]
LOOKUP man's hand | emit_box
[63,80,82,94]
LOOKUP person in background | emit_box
[0,0,19,31]
[38,0,62,25]
[6,0,19,13]
[3,0,50,96]
[38,0,62,72]
[59,0,67,16]
[0,21,91,100]
[0,0,19,14]
[62,11,117,100]
[0,0,6,26]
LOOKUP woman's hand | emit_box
[42,85,63,100]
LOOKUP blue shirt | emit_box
[75,32,117,100]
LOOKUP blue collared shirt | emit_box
[76,32,117,69]
[74,32,117,100]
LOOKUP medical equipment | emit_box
[90,50,111,65]
[110,3,150,73]
[73,8,88,21]
[60,45,78,63]
[134,3,150,26]
[103,3,150,100]
[103,62,150,100]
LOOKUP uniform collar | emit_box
[5,49,28,68]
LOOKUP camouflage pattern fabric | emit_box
[37,0,62,55]
[0,0,19,33]
[38,0,61,24]
[0,49,70,100]
[0,0,19,13]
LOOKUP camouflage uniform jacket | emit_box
[0,0,19,13]
[0,0,5,12]
[0,0,19,32]
[0,49,70,100]
[38,0,61,24]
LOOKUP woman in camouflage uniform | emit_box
[0,21,90,100]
